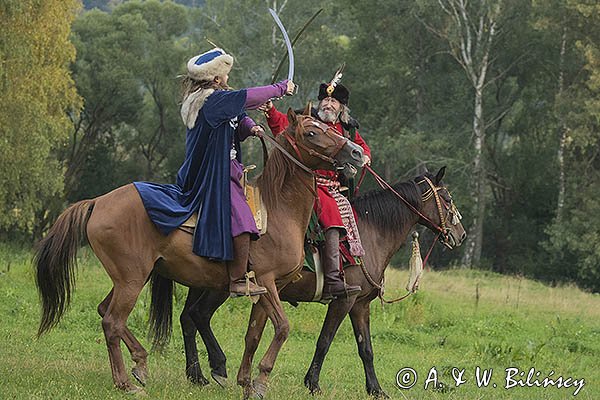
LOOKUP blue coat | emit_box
[134,89,248,261]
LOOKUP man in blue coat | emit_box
[134,48,294,296]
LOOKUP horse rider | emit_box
[134,48,295,297]
[259,80,371,300]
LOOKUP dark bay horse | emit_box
[34,107,364,395]
[150,166,466,397]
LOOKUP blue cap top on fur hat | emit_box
[187,48,234,81]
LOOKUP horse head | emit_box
[284,105,363,176]
[415,167,467,249]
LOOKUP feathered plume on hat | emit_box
[318,63,349,105]
[187,48,233,81]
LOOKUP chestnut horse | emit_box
[34,107,364,395]
[150,166,466,397]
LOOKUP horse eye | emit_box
[306,131,316,137]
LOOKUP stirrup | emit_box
[322,284,361,300]
[230,271,267,299]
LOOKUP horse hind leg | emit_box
[98,289,148,387]
[100,281,147,393]
[186,288,229,386]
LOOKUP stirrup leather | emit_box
[244,271,257,296]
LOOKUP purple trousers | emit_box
[230,159,259,239]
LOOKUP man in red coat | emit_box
[260,82,371,299]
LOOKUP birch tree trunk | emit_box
[432,0,500,267]
[556,25,568,223]
[464,86,486,266]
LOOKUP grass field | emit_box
[1,242,599,399]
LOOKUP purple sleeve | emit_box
[237,116,257,141]
[244,80,288,110]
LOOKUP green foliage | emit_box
[0,0,82,236]
[67,0,192,204]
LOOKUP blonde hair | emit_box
[180,76,230,103]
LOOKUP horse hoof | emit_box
[368,388,389,399]
[242,385,253,400]
[132,367,147,387]
[188,374,210,386]
[185,363,209,386]
[251,380,267,399]
[211,371,228,388]
[304,378,321,395]
[121,382,145,395]
[308,385,322,396]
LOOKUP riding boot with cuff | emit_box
[227,233,267,297]
[322,228,361,300]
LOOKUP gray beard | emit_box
[317,109,339,123]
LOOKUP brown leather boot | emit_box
[227,233,267,297]
[322,228,361,300]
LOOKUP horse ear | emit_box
[435,166,446,184]
[287,107,298,126]
[302,102,312,116]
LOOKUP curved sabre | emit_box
[269,8,294,82]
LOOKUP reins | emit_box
[355,165,451,304]
[364,166,446,235]
[255,130,314,175]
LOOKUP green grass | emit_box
[1,242,599,399]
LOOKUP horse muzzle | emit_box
[440,229,466,249]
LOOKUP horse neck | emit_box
[359,215,420,283]
[257,150,316,232]
[353,184,423,282]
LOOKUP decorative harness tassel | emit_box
[406,231,423,293]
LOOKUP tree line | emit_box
[1,0,599,291]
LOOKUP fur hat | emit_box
[187,48,233,81]
[318,83,349,105]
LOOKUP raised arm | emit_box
[245,80,295,110]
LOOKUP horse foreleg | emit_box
[251,281,290,399]
[304,297,356,395]
[98,289,148,387]
[349,300,388,398]
[186,288,229,386]
[237,302,268,399]
[101,282,146,393]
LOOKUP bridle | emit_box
[415,176,463,249]
[282,115,348,169]
[255,115,350,176]
[365,166,462,247]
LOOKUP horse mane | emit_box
[352,180,423,234]
[256,135,300,211]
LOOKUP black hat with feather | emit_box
[318,64,349,105]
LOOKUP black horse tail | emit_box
[148,270,173,350]
[34,200,94,336]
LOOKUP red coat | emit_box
[265,105,371,230]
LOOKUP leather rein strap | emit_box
[357,166,452,303]
[365,166,447,235]
[255,129,314,175]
